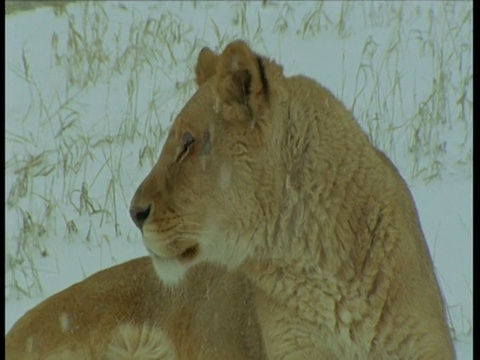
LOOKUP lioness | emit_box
[130,40,455,359]
[6,258,266,359]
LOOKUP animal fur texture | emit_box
[130,40,455,359]
[6,258,266,359]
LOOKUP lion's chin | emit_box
[144,239,200,286]
[151,256,191,286]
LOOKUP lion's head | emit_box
[130,41,287,285]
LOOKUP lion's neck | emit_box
[241,153,393,330]
[240,80,398,333]
[271,80,371,268]
[240,199,391,351]
[241,257,366,356]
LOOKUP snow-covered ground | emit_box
[5,1,472,358]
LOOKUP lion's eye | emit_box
[182,131,196,152]
[176,131,195,163]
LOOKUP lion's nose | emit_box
[129,205,151,229]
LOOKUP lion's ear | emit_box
[195,47,219,86]
[216,40,269,117]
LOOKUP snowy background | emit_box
[5,1,472,357]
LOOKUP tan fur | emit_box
[131,41,455,359]
[195,47,219,87]
[6,258,266,359]
[105,323,176,360]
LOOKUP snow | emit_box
[5,1,472,358]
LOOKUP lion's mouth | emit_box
[148,243,199,263]
[179,244,199,262]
